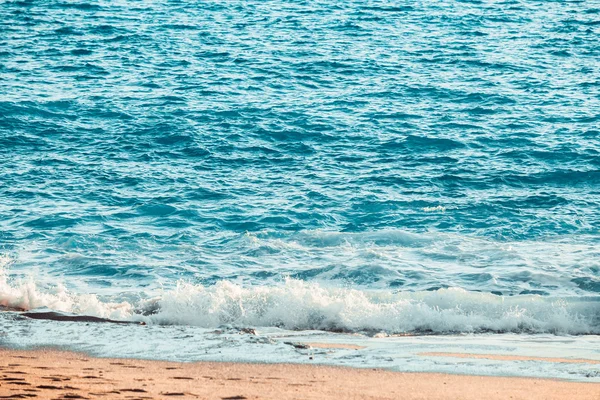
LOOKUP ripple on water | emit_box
[0,0,598,322]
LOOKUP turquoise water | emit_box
[1,0,599,343]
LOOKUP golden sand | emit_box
[0,348,598,399]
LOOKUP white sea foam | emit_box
[1,262,597,335]
[0,260,134,320]
[143,280,598,334]
[422,205,446,212]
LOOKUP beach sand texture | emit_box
[1,349,598,399]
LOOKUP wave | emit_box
[1,262,598,335]
[141,280,599,335]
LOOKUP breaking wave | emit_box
[1,262,598,335]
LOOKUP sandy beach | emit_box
[0,348,598,400]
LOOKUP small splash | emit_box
[0,261,133,320]
[422,205,446,212]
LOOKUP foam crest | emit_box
[145,280,598,334]
[247,229,433,248]
[1,263,597,335]
[0,263,134,320]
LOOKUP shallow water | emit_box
[1,0,599,378]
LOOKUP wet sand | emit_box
[420,352,600,365]
[1,348,599,399]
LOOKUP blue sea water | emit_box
[1,0,600,379]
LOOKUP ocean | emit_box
[1,0,599,381]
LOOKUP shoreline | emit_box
[1,348,599,399]
[419,352,600,365]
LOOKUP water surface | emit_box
[1,0,599,378]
